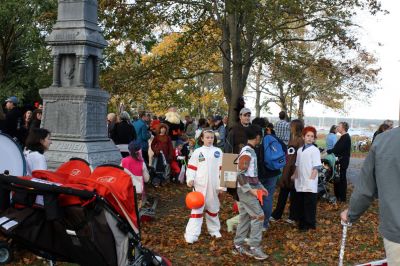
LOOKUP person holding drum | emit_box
[24,128,52,175]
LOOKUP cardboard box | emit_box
[220,153,239,188]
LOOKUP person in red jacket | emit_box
[151,123,174,181]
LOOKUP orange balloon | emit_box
[185,191,205,209]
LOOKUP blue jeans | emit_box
[260,175,279,228]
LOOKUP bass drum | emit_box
[0,132,26,176]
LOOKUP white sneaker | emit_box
[210,232,222,238]
[248,247,269,260]
[269,216,277,222]
[232,245,251,256]
[285,218,296,225]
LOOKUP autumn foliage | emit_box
[9,182,384,265]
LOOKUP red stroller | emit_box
[0,158,170,266]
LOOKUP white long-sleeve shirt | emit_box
[24,149,47,176]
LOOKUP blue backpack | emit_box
[263,134,287,170]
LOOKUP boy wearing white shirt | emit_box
[292,126,321,231]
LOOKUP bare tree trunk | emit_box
[221,16,234,126]
[220,0,255,128]
[297,94,306,120]
[0,45,8,82]
[254,62,262,117]
[228,5,243,127]
[277,81,288,114]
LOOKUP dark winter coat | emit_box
[111,120,136,145]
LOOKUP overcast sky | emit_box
[254,0,400,121]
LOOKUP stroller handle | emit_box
[0,174,95,199]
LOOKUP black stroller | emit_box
[318,153,340,203]
[0,160,171,266]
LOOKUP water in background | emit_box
[267,116,399,138]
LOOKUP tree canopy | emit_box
[0,0,56,104]
[0,0,384,122]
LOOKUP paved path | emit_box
[347,157,365,186]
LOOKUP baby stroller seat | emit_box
[318,153,339,203]
[0,164,171,266]
[150,152,167,187]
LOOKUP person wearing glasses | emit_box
[225,107,252,154]
[184,129,223,244]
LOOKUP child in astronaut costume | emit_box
[184,129,223,244]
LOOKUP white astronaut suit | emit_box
[184,145,223,243]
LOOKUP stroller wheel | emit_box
[0,241,12,265]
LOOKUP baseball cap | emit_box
[239,107,251,115]
[5,96,18,105]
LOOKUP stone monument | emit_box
[40,0,121,169]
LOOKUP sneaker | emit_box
[269,216,277,222]
[285,218,296,225]
[248,247,269,260]
[210,232,222,238]
[232,245,251,256]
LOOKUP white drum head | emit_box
[0,133,26,176]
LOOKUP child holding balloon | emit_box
[184,129,224,244]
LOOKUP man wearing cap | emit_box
[224,107,251,154]
[212,115,226,149]
[3,96,22,140]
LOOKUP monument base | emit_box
[45,139,122,170]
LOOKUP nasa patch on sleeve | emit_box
[214,151,221,158]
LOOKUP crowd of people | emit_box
[0,96,49,175]
[1,95,399,263]
[104,105,374,261]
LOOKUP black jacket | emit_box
[111,120,136,145]
[328,133,351,169]
[224,123,248,154]
[165,120,184,141]
[4,107,22,138]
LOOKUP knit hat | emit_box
[128,140,142,154]
[176,139,185,146]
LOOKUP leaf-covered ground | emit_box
[139,183,384,265]
[8,180,384,265]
